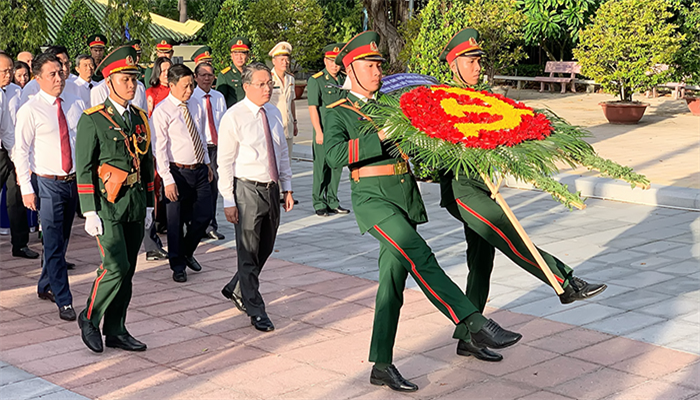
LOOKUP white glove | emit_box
[83,211,103,237]
[145,207,154,230]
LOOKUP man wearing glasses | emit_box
[218,62,294,332]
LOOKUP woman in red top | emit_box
[146,57,172,117]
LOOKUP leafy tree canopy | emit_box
[55,0,102,60]
[0,0,48,56]
[106,0,153,59]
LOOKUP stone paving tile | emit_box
[609,348,700,379]
[547,303,625,326]
[597,289,673,310]
[504,355,600,389]
[583,311,665,336]
[626,320,700,346]
[0,364,35,386]
[602,380,699,400]
[527,327,613,355]
[549,367,647,400]
[436,378,538,399]
[0,377,64,400]
[517,391,577,400]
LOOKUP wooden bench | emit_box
[535,61,581,94]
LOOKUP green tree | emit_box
[149,0,178,20]
[209,0,260,71]
[106,0,153,58]
[319,0,363,43]
[0,0,48,56]
[247,0,327,72]
[670,1,700,84]
[189,0,224,44]
[517,0,601,61]
[573,0,683,102]
[55,0,102,60]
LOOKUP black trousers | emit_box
[165,165,212,273]
[223,178,280,317]
[206,145,219,233]
[0,148,29,250]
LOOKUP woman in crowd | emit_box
[146,57,172,116]
[13,61,30,89]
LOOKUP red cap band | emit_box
[446,39,481,64]
[342,43,381,68]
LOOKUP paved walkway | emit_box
[1,158,699,399]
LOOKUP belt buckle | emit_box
[126,173,138,186]
[394,162,408,175]
[65,174,76,182]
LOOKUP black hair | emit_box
[13,60,29,73]
[150,56,173,87]
[241,62,271,85]
[167,63,193,85]
[45,45,69,59]
[32,53,61,77]
[194,62,214,76]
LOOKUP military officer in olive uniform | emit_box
[75,46,155,353]
[307,43,350,217]
[192,46,213,65]
[436,28,607,362]
[216,37,250,108]
[89,34,108,82]
[126,39,145,84]
[144,38,175,89]
[324,31,522,393]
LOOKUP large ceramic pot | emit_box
[294,84,306,99]
[685,97,700,116]
[599,101,649,124]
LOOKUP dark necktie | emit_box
[88,83,93,90]
[123,107,132,131]
[259,107,279,183]
[179,102,206,163]
[56,97,72,174]
[204,94,218,145]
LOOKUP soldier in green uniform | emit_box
[89,34,108,82]
[144,38,175,89]
[324,31,522,393]
[192,46,213,65]
[126,39,145,84]
[437,28,607,362]
[216,37,251,108]
[307,43,350,217]
[75,46,155,353]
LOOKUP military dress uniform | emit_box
[192,46,213,65]
[89,34,108,83]
[307,43,347,214]
[144,38,175,89]
[76,47,154,352]
[126,39,145,84]
[216,37,250,108]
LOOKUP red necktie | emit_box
[56,97,72,174]
[204,94,218,145]
[259,107,279,183]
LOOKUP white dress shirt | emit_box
[191,86,227,145]
[13,89,86,195]
[2,82,22,125]
[217,97,293,207]
[90,79,148,111]
[0,90,15,154]
[73,76,97,106]
[270,69,296,139]
[150,93,211,186]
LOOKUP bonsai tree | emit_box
[573,0,683,102]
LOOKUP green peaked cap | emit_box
[439,28,485,63]
[88,34,107,48]
[335,31,385,67]
[99,45,140,78]
[228,37,252,52]
[126,39,142,54]
[193,46,213,62]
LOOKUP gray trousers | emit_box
[207,145,219,233]
[223,178,280,317]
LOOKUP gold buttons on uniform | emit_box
[401,179,405,183]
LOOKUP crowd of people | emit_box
[0,29,609,392]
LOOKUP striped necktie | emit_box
[179,102,205,163]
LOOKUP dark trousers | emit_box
[206,145,219,233]
[165,165,212,272]
[142,223,164,252]
[311,141,341,211]
[0,148,29,250]
[36,176,77,307]
[223,178,280,317]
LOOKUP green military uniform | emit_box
[126,39,146,84]
[308,43,346,212]
[89,34,108,82]
[324,32,485,365]
[76,47,155,336]
[144,38,175,89]
[437,29,578,340]
[216,37,250,108]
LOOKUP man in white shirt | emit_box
[0,52,36,260]
[20,46,80,107]
[73,54,97,105]
[13,53,86,321]
[192,62,227,241]
[218,62,294,332]
[90,78,147,111]
[151,64,213,283]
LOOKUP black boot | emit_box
[370,364,418,392]
[559,276,607,304]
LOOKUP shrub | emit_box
[55,0,102,60]
[208,0,261,72]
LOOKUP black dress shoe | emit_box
[370,364,418,392]
[328,206,350,214]
[146,249,169,261]
[38,290,55,303]
[456,339,503,362]
[65,262,75,270]
[78,310,103,353]
[59,305,76,321]
[251,315,275,332]
[206,230,225,240]
[559,276,607,304]
[185,256,202,272]
[105,333,147,351]
[315,209,329,217]
[221,287,247,312]
[471,319,522,350]
[12,247,39,259]
[173,271,187,282]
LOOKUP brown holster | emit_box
[98,164,129,203]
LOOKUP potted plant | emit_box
[573,0,683,124]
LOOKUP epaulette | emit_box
[84,104,105,115]
[147,63,153,68]
[220,66,231,74]
[326,98,348,109]
[312,71,323,79]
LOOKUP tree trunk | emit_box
[362,0,404,69]
[178,0,187,22]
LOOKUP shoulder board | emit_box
[148,63,153,68]
[83,104,105,115]
[131,105,146,115]
[312,71,323,79]
[220,66,231,74]
[326,98,348,109]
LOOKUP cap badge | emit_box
[333,47,339,52]
[125,56,135,66]
[160,40,167,45]
[133,44,141,51]
[370,42,378,52]
[204,51,210,56]
[237,40,243,45]
[468,38,478,47]
[95,36,100,42]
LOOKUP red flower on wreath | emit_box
[399,86,553,149]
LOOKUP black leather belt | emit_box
[35,173,76,181]
[235,177,277,188]
[170,162,205,170]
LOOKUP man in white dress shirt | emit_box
[13,53,86,321]
[218,62,294,332]
[73,55,97,105]
[151,64,213,283]
[0,52,37,260]
[192,62,227,241]
[90,75,147,111]
[20,46,80,107]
